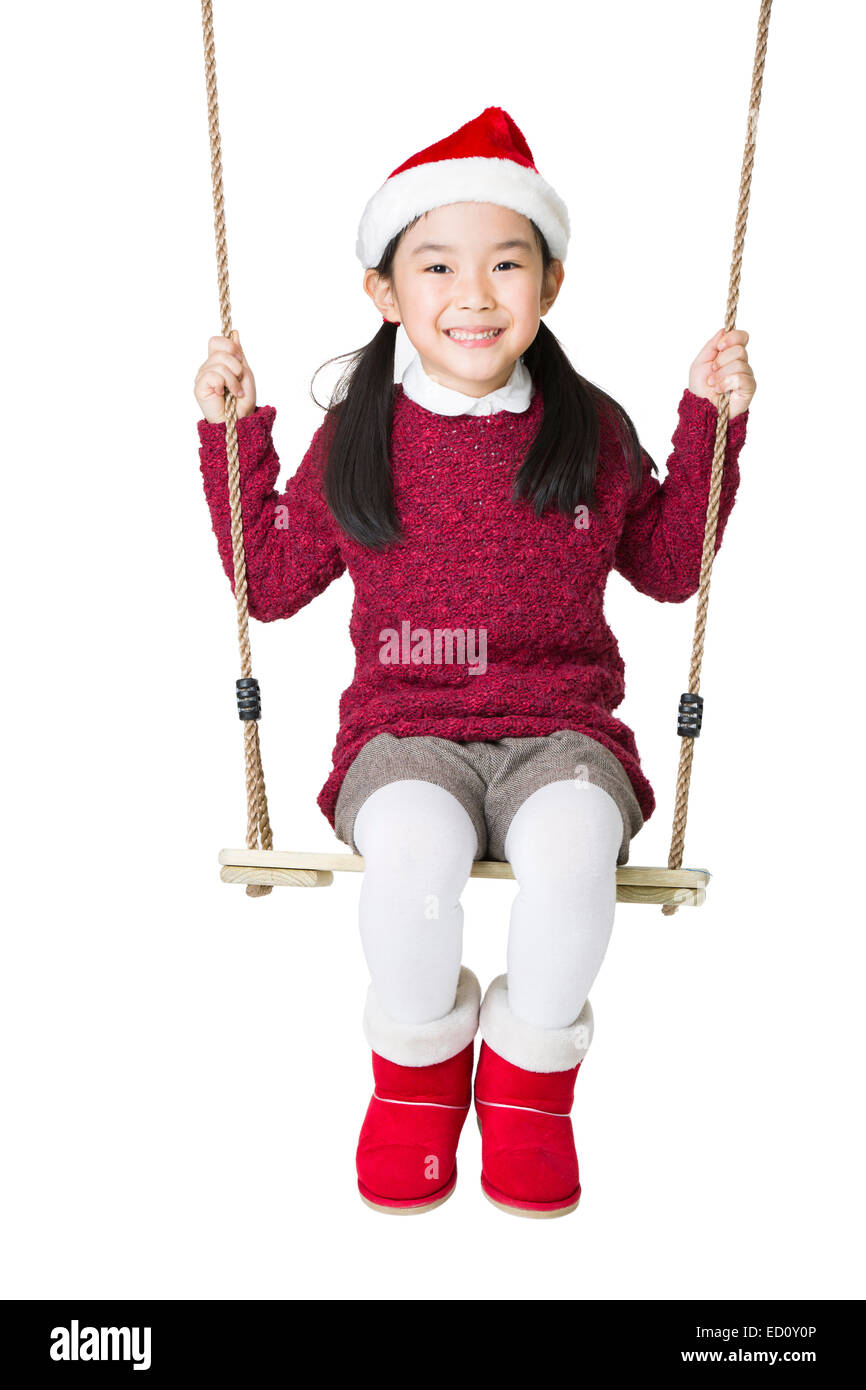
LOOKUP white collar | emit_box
[400,350,534,417]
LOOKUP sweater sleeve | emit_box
[612,388,749,603]
[197,404,346,622]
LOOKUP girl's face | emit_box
[366,201,563,398]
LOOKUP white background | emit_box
[2,0,864,1301]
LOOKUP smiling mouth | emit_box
[443,328,505,342]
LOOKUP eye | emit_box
[423,261,521,274]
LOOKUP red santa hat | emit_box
[355,106,570,271]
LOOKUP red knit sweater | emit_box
[197,384,748,830]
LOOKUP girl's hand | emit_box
[194,329,257,423]
[689,327,756,420]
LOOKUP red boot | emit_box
[474,975,593,1218]
[357,967,480,1214]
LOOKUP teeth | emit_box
[446,329,502,341]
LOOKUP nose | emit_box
[455,267,496,311]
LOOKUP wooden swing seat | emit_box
[218,848,710,906]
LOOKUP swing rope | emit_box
[662,0,773,916]
[201,0,273,898]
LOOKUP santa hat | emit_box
[355,106,570,271]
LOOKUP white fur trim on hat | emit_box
[356,156,570,269]
[363,966,481,1067]
[479,974,594,1073]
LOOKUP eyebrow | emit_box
[409,238,534,257]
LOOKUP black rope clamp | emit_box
[677,692,703,738]
[236,677,261,721]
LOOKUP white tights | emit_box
[353,777,623,1032]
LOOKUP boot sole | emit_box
[358,1170,457,1215]
[481,1185,581,1219]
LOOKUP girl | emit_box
[194,107,755,1218]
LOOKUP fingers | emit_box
[228,329,249,368]
[711,366,750,394]
[202,336,246,396]
[708,366,755,395]
[708,347,752,391]
[196,368,233,400]
[196,351,244,397]
[696,327,750,362]
[707,359,755,390]
[208,333,245,367]
[688,327,754,417]
[695,328,727,363]
[713,342,749,371]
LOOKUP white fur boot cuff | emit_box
[479,974,594,1073]
[363,966,481,1067]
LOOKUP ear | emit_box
[540,258,565,316]
[364,268,398,322]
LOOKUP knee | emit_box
[355,779,477,889]
[505,779,623,885]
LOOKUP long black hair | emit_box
[311,215,652,550]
